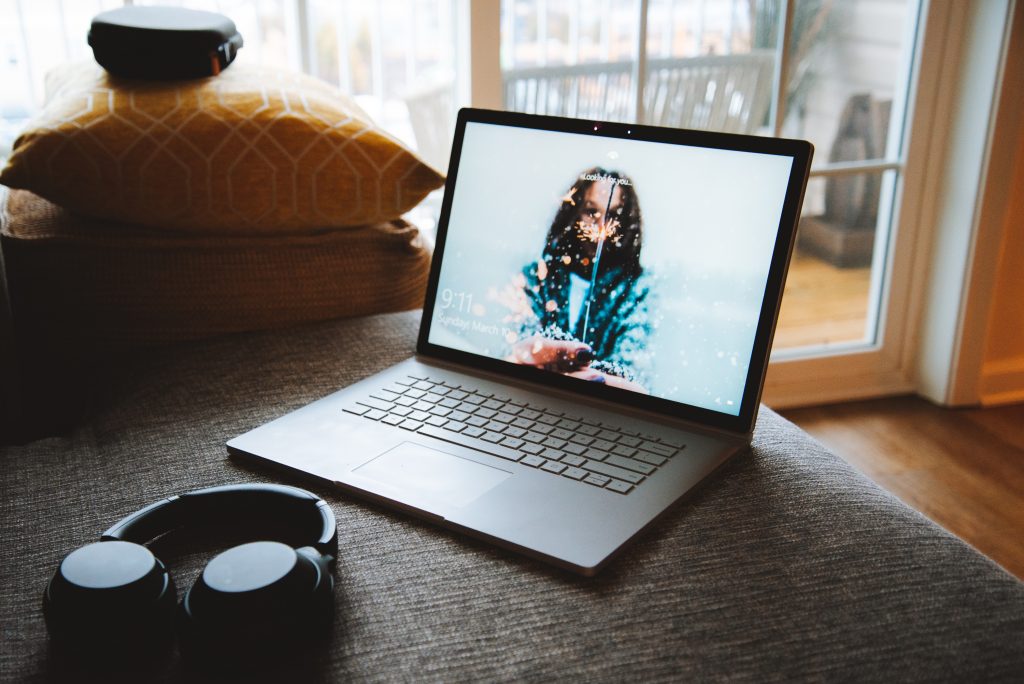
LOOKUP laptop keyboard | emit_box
[343,373,685,495]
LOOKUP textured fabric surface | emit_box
[0,62,445,232]
[2,311,1023,682]
[0,187,430,350]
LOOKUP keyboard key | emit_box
[550,428,574,441]
[597,429,620,442]
[395,396,416,407]
[399,419,423,431]
[382,415,404,426]
[371,389,402,403]
[583,460,644,484]
[464,394,486,405]
[428,387,450,396]
[556,419,581,430]
[501,437,525,449]
[541,461,567,474]
[444,421,467,433]
[450,410,471,422]
[521,443,544,455]
[644,443,679,457]
[390,406,413,417]
[343,404,370,416]
[494,412,517,423]
[359,397,394,412]
[521,409,541,420]
[413,381,433,390]
[538,414,560,426]
[612,444,637,458]
[466,416,488,427]
[583,474,610,488]
[522,431,546,443]
[395,377,415,386]
[439,398,460,409]
[512,417,535,429]
[635,451,668,466]
[364,409,387,421]
[569,434,595,446]
[409,410,431,422]
[618,435,641,448]
[583,449,609,462]
[414,401,434,411]
[457,402,479,413]
[541,447,565,460]
[533,424,555,435]
[482,399,503,410]
[521,455,545,468]
[418,425,521,461]
[562,467,587,480]
[561,454,586,467]
[448,390,468,400]
[485,421,507,433]
[475,407,497,419]
[578,424,600,436]
[606,480,634,495]
[563,443,587,456]
[503,405,523,416]
[462,426,485,437]
[425,416,448,427]
[418,393,442,404]
[605,455,655,475]
[504,426,527,438]
[658,437,686,449]
[429,406,453,417]
[481,431,504,443]
[592,439,616,451]
[543,437,567,449]
[405,388,426,399]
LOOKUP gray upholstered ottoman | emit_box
[2,311,1022,681]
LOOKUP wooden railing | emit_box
[504,51,775,133]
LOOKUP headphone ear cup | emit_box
[177,541,334,666]
[43,541,177,659]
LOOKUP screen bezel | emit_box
[416,108,812,436]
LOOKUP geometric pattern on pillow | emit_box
[0,62,445,233]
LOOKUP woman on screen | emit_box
[508,167,652,393]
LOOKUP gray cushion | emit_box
[2,311,1023,681]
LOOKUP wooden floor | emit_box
[774,252,872,349]
[782,396,1024,580]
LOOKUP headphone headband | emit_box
[101,483,337,557]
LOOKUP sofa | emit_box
[2,310,1023,681]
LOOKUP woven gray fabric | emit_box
[2,311,1023,682]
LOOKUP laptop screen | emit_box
[420,110,811,433]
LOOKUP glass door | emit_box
[498,0,928,406]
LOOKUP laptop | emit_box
[228,108,812,576]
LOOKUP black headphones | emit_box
[43,483,337,664]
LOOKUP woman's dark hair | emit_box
[542,167,643,279]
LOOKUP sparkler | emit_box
[579,179,619,345]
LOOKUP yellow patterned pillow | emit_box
[0,63,445,233]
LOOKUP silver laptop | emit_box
[228,109,812,575]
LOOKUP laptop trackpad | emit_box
[354,441,512,509]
